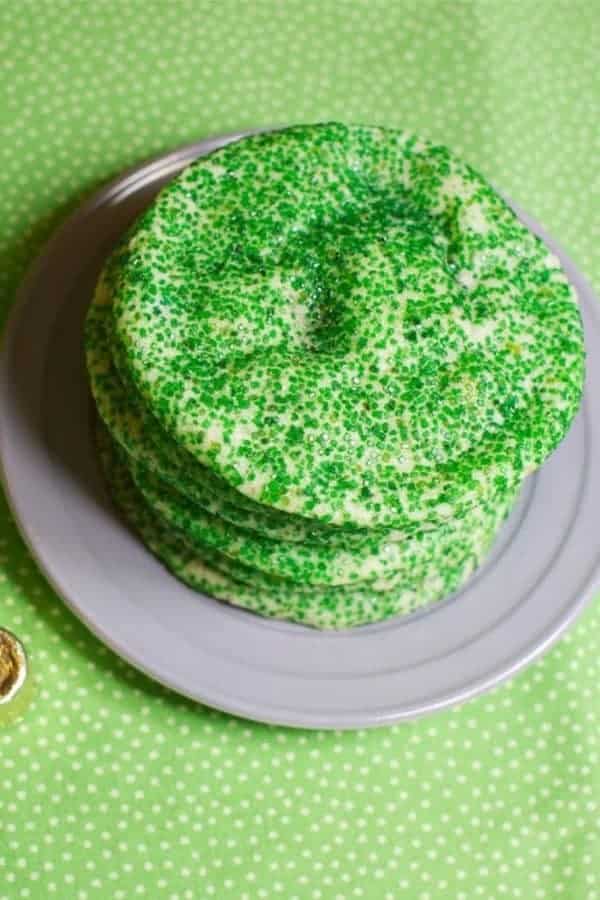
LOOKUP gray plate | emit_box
[1,133,599,729]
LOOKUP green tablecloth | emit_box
[1,2,599,897]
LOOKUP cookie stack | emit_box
[85,124,584,628]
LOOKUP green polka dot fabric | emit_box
[1,1,599,897]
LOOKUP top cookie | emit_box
[105,123,585,528]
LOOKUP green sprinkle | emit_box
[85,122,585,628]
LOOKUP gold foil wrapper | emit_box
[0,628,32,726]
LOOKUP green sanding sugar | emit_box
[85,122,585,628]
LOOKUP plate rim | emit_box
[1,134,599,729]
